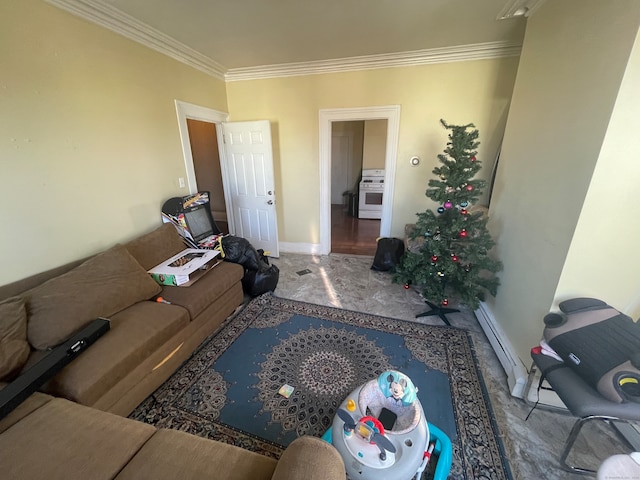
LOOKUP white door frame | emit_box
[319,105,401,255]
[174,100,236,233]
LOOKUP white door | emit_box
[331,134,351,204]
[221,120,279,257]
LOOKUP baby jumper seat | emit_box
[323,370,452,480]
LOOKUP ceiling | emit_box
[86,0,527,72]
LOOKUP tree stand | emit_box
[416,300,458,326]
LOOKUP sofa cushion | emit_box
[0,398,156,480]
[0,258,85,303]
[0,297,31,381]
[0,389,52,434]
[125,223,187,271]
[115,428,277,480]
[25,244,162,350]
[43,301,189,406]
[159,261,244,319]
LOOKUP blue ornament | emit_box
[437,207,445,214]
[460,201,469,208]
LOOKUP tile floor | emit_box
[268,252,631,480]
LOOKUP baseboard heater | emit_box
[475,303,528,398]
[0,318,110,420]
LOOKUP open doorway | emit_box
[319,106,401,256]
[175,101,280,255]
[175,100,232,234]
[330,120,387,255]
[185,119,228,234]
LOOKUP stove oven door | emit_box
[358,184,383,219]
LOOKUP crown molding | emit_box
[45,0,521,83]
[45,0,226,80]
[225,41,521,82]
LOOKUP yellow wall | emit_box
[0,0,227,285]
[4,0,639,399]
[556,30,640,317]
[1,1,519,284]
[488,0,640,363]
[226,58,519,244]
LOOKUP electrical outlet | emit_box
[178,177,185,188]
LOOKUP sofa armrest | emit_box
[271,436,345,480]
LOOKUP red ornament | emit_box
[471,156,477,161]
[403,284,410,290]
[461,209,468,215]
[431,255,438,262]
[452,255,459,262]
[442,299,449,306]
[466,185,474,191]
[459,229,468,238]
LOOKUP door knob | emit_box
[268,191,273,195]
[267,200,273,205]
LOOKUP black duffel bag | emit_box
[242,263,280,297]
[221,236,279,296]
[371,237,405,272]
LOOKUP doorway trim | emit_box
[174,100,236,233]
[319,105,401,255]
[175,100,229,193]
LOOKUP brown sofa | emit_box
[0,392,345,480]
[0,223,346,479]
[0,223,245,416]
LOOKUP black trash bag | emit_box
[257,249,269,265]
[220,236,279,296]
[221,235,263,271]
[371,237,405,272]
[242,263,280,297]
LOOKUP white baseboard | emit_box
[475,302,528,398]
[278,242,323,255]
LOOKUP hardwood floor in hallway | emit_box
[330,204,380,255]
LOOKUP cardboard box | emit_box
[148,249,220,286]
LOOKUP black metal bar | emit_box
[560,415,622,475]
[0,318,110,419]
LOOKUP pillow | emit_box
[0,297,30,381]
[25,244,161,350]
[124,223,187,271]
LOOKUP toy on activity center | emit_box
[322,370,452,480]
[542,297,640,404]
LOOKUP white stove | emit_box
[358,169,384,219]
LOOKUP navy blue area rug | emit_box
[130,294,512,480]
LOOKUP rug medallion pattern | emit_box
[130,294,512,480]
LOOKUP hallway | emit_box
[330,204,380,255]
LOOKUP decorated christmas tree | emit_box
[394,120,502,314]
